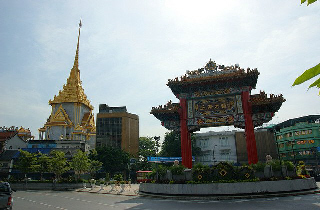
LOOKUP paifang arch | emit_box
[151,59,285,168]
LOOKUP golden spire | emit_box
[49,20,93,110]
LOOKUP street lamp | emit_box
[212,145,217,165]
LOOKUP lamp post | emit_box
[212,145,217,165]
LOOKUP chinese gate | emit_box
[151,60,285,168]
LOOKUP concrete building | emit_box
[235,128,278,164]
[96,104,139,157]
[273,115,320,167]
[38,23,96,150]
[194,128,278,165]
[0,126,31,152]
[194,131,238,165]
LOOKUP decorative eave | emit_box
[81,112,96,132]
[167,60,260,96]
[150,101,180,122]
[250,91,286,114]
[45,105,73,127]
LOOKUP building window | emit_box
[221,150,231,161]
[220,138,229,147]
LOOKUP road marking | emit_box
[267,198,279,201]
[312,203,320,207]
[294,197,302,200]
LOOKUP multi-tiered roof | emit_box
[151,59,285,131]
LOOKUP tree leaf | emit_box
[301,0,307,3]
[308,0,317,5]
[292,63,320,86]
[309,77,320,88]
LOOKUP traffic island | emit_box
[139,178,318,198]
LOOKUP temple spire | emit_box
[73,19,82,70]
[49,19,93,110]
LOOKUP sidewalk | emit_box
[76,183,139,196]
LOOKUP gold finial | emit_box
[73,20,81,69]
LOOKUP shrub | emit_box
[269,160,281,172]
[170,165,186,175]
[113,174,123,181]
[215,162,236,181]
[192,163,211,182]
[252,162,266,172]
[283,161,295,171]
[153,165,167,180]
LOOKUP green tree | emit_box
[94,146,130,177]
[48,150,69,181]
[293,0,319,92]
[159,131,201,157]
[137,137,157,170]
[160,132,181,157]
[36,153,51,181]
[69,150,90,180]
[15,150,39,178]
[88,160,103,179]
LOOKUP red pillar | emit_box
[179,98,192,168]
[241,91,258,164]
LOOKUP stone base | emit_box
[139,178,317,196]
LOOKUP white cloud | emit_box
[0,0,320,139]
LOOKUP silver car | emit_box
[0,182,13,210]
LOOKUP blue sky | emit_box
[1,0,320,141]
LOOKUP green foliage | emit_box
[93,146,130,176]
[88,160,103,178]
[153,165,167,178]
[268,160,281,172]
[192,163,211,182]
[70,150,90,179]
[296,161,309,175]
[215,162,236,181]
[236,165,255,180]
[170,165,186,175]
[252,162,266,172]
[293,63,320,92]
[293,0,318,93]
[113,174,123,181]
[15,150,39,174]
[283,161,295,171]
[160,131,181,157]
[137,137,157,170]
[301,0,318,5]
[160,131,201,157]
[48,150,69,180]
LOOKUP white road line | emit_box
[313,203,320,206]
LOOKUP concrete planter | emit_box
[172,175,185,182]
[140,178,317,196]
[254,171,264,179]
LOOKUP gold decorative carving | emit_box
[47,105,73,126]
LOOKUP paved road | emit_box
[13,190,320,210]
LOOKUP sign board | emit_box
[187,93,242,128]
[147,156,195,162]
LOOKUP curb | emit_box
[138,188,320,200]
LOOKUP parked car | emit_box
[0,182,13,210]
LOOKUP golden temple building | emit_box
[38,21,96,149]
